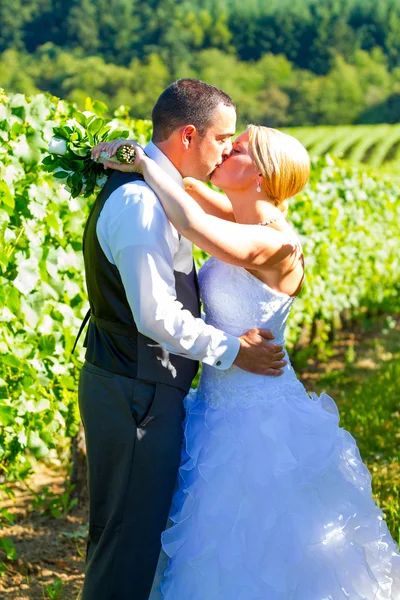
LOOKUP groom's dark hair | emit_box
[152,79,235,142]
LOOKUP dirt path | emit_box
[0,467,87,599]
[1,314,399,599]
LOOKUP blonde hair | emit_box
[247,125,310,213]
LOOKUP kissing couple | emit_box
[77,79,400,599]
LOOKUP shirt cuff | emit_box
[202,332,241,370]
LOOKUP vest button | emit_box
[216,360,222,366]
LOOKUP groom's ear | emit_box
[181,125,197,149]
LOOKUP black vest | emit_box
[77,171,200,392]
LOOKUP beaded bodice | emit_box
[197,257,308,408]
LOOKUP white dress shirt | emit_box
[96,141,240,370]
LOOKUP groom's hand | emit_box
[234,328,287,376]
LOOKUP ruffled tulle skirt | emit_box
[155,388,400,599]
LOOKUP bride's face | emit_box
[210,131,259,191]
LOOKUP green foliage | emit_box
[43,577,64,599]
[2,0,400,72]
[61,523,88,540]
[287,157,400,349]
[0,90,86,485]
[341,358,400,461]
[285,124,400,167]
[30,482,78,518]
[0,90,151,489]
[0,536,17,561]
[0,531,17,579]
[319,354,400,542]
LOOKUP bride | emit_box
[96,126,400,599]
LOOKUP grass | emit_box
[336,358,399,542]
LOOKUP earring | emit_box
[256,182,261,193]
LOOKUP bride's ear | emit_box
[181,125,196,149]
[256,175,264,193]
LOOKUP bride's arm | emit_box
[183,178,235,222]
[103,152,297,270]
[92,138,234,220]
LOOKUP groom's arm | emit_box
[97,180,240,370]
[183,178,235,222]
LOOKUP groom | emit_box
[77,79,287,600]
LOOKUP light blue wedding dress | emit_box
[149,255,400,599]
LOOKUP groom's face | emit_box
[182,103,236,181]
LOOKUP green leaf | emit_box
[69,160,85,172]
[87,132,94,146]
[71,147,89,158]
[92,100,109,116]
[6,285,20,316]
[0,509,15,525]
[52,126,70,140]
[69,171,78,185]
[0,538,16,561]
[0,378,9,400]
[2,354,21,369]
[11,106,25,121]
[54,171,69,179]
[74,112,87,127]
[0,404,13,426]
[43,160,60,172]
[99,125,112,140]
[38,334,56,357]
[0,182,14,210]
[107,129,129,141]
[88,118,105,137]
[10,122,24,138]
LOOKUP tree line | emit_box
[0,0,399,126]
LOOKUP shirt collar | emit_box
[144,140,184,189]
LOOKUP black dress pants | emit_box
[78,361,186,600]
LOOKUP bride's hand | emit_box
[91,139,148,175]
[183,177,201,196]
